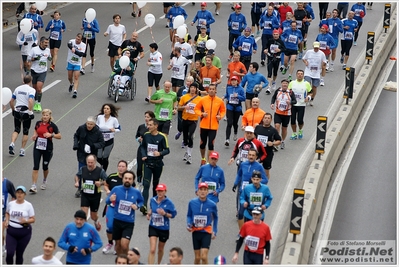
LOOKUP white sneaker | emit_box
[233,134,238,141]
[29,185,37,193]
[40,184,47,190]
[272,82,276,90]
[19,148,25,157]
[183,152,188,161]
[91,65,95,73]
[186,155,192,164]
[102,243,114,254]
[329,65,334,72]
[309,100,314,106]
[320,79,325,86]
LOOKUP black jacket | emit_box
[73,124,105,163]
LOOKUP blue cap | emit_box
[16,185,26,193]
[214,255,226,265]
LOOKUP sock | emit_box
[43,178,47,183]
[187,147,192,156]
[37,93,42,102]
[35,92,39,101]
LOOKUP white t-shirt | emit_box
[106,24,126,46]
[170,55,189,80]
[16,29,39,56]
[66,39,86,66]
[303,50,327,79]
[6,200,35,228]
[29,46,51,73]
[96,115,120,141]
[32,255,63,265]
[13,84,36,112]
[148,51,163,74]
[174,42,193,62]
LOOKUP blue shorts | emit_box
[304,76,320,87]
[67,62,81,71]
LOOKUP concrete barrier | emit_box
[274,4,397,264]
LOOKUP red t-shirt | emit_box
[239,221,272,255]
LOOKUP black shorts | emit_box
[163,2,174,8]
[49,39,62,49]
[22,55,28,62]
[148,225,169,243]
[245,92,258,100]
[285,49,298,57]
[262,154,273,170]
[108,42,120,57]
[148,72,163,88]
[112,218,134,240]
[80,193,101,212]
[157,120,171,135]
[192,231,212,250]
[171,77,184,88]
[31,70,47,84]
[274,113,290,127]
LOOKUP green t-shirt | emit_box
[151,89,177,121]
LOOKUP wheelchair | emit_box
[107,73,137,103]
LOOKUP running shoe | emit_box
[33,103,39,112]
[72,91,77,98]
[261,60,265,66]
[228,55,233,61]
[281,67,287,75]
[183,152,188,161]
[19,148,25,157]
[91,65,95,73]
[140,205,147,215]
[353,41,357,46]
[216,10,219,15]
[265,87,271,95]
[36,102,42,112]
[280,141,285,150]
[40,181,47,190]
[342,64,347,70]
[340,56,344,64]
[102,244,114,254]
[280,66,284,72]
[49,65,55,72]
[95,221,101,231]
[80,68,85,75]
[181,141,185,148]
[145,97,150,102]
[68,84,74,92]
[131,12,136,17]
[320,78,325,86]
[225,140,229,146]
[75,189,81,198]
[29,185,37,193]
[9,143,15,155]
[309,100,314,106]
[298,52,303,60]
[298,129,303,139]
[329,65,334,72]
[175,132,181,140]
[288,75,292,82]
[303,44,307,50]
[256,30,260,36]
[186,155,192,164]
[200,158,207,166]
[290,133,298,140]
[273,145,279,152]
[233,134,238,141]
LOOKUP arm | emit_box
[92,19,100,33]
[45,20,51,32]
[160,135,170,156]
[264,187,273,208]
[57,227,71,251]
[89,230,103,252]
[218,171,225,193]
[194,168,202,192]
[73,127,80,150]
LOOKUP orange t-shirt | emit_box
[200,65,220,90]
[227,61,247,85]
[194,95,226,130]
[179,94,201,121]
[242,108,266,127]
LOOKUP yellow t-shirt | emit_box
[179,94,201,121]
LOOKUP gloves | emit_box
[32,43,37,47]
[35,55,41,60]
[72,146,78,151]
[228,26,232,31]
[29,114,35,120]
[84,248,91,254]
[68,246,76,253]
[23,41,28,46]
[232,185,237,193]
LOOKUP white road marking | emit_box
[54,251,65,260]
[128,159,137,171]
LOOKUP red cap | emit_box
[231,75,239,80]
[273,29,280,34]
[321,24,328,30]
[201,2,207,6]
[210,151,219,159]
[156,184,167,191]
[234,4,241,9]
[198,182,208,189]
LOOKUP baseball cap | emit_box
[207,49,215,55]
[273,29,280,34]
[252,206,263,214]
[214,255,227,265]
[234,4,241,9]
[198,182,208,189]
[15,185,26,193]
[200,25,207,29]
[200,2,207,6]
[313,41,320,48]
[74,210,87,220]
[210,151,219,159]
[321,24,329,30]
[231,75,239,80]
[156,184,167,191]
[244,126,255,133]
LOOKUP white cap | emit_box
[244,126,255,133]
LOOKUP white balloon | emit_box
[119,56,130,69]
[136,2,146,9]
[144,14,155,27]
[35,2,47,11]
[176,25,186,38]
[206,39,217,50]
[173,15,185,29]
[85,8,96,23]
[20,18,32,34]
[2,87,12,106]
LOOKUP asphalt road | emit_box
[1,2,390,265]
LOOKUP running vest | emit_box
[81,167,103,195]
[275,89,292,116]
[196,34,209,54]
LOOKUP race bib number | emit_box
[345,31,353,39]
[270,44,278,54]
[186,103,196,114]
[249,192,263,205]
[310,65,319,72]
[203,78,211,87]
[160,108,170,119]
[257,134,268,147]
[152,213,165,227]
[172,65,180,72]
[319,41,327,50]
[38,60,47,68]
[83,31,92,39]
[241,180,249,190]
[83,180,95,194]
[193,215,207,228]
[231,22,239,30]
[50,31,59,40]
[25,35,33,42]
[206,181,217,194]
[242,42,251,52]
[199,18,206,25]
[295,93,303,100]
[240,150,249,162]
[71,56,79,62]
[288,34,297,44]
[245,235,260,251]
[102,132,114,141]
[118,200,132,215]
[229,94,239,104]
[35,137,47,150]
[278,102,288,110]
[264,21,272,29]
[297,20,303,28]
[147,144,158,157]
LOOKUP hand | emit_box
[172,109,177,115]
[109,128,115,132]
[267,141,273,147]
[211,232,216,240]
[243,202,248,208]
[3,220,9,228]
[190,22,194,26]
[29,113,35,120]
[216,115,221,121]
[87,23,91,29]
[81,248,87,256]
[68,246,77,253]
[110,193,116,202]
[74,182,79,188]
[131,204,138,210]
[264,258,270,264]
[202,111,208,118]
[94,180,102,187]
[73,146,78,151]
[228,158,235,166]
[232,185,237,192]
[232,253,239,264]
[270,104,275,110]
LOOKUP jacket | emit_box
[234,160,268,191]
[194,95,226,130]
[187,197,218,235]
[240,183,273,220]
[148,196,177,230]
[73,124,105,163]
[194,164,226,203]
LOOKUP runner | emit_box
[201,49,222,71]
[280,21,303,82]
[27,36,52,112]
[187,182,218,264]
[106,171,144,255]
[340,11,358,70]
[45,11,66,72]
[2,177,16,256]
[66,33,86,98]
[193,25,210,62]
[233,27,257,71]
[326,9,343,72]
[166,3,188,46]
[22,4,43,31]
[74,154,107,231]
[104,14,126,71]
[250,2,266,36]
[315,24,337,77]
[254,113,282,179]
[259,5,280,67]
[9,75,36,157]
[175,76,193,145]
[146,43,163,102]
[146,184,177,264]
[31,237,63,265]
[351,2,366,46]
[232,207,272,265]
[191,2,215,35]
[226,51,247,86]
[264,30,286,95]
[227,4,247,61]
[102,160,127,255]
[120,31,144,72]
[199,56,221,92]
[241,97,266,128]
[127,247,144,264]
[140,118,170,215]
[194,84,226,165]
[168,47,191,93]
[178,82,201,164]
[135,111,155,184]
[58,210,103,264]
[81,10,100,74]
[194,151,226,204]
[240,63,268,110]
[30,109,61,193]
[16,22,38,76]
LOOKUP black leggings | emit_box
[182,120,197,148]
[291,106,305,126]
[147,71,163,88]
[199,128,217,150]
[319,3,329,20]
[6,225,32,264]
[82,38,96,58]
[251,11,261,27]
[226,109,241,140]
[143,162,163,207]
[13,112,32,135]
[33,148,53,170]
[261,34,272,61]
[136,146,143,183]
[177,111,183,132]
[97,139,114,172]
[354,21,363,42]
[267,57,280,78]
[341,39,353,56]
[228,33,240,52]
